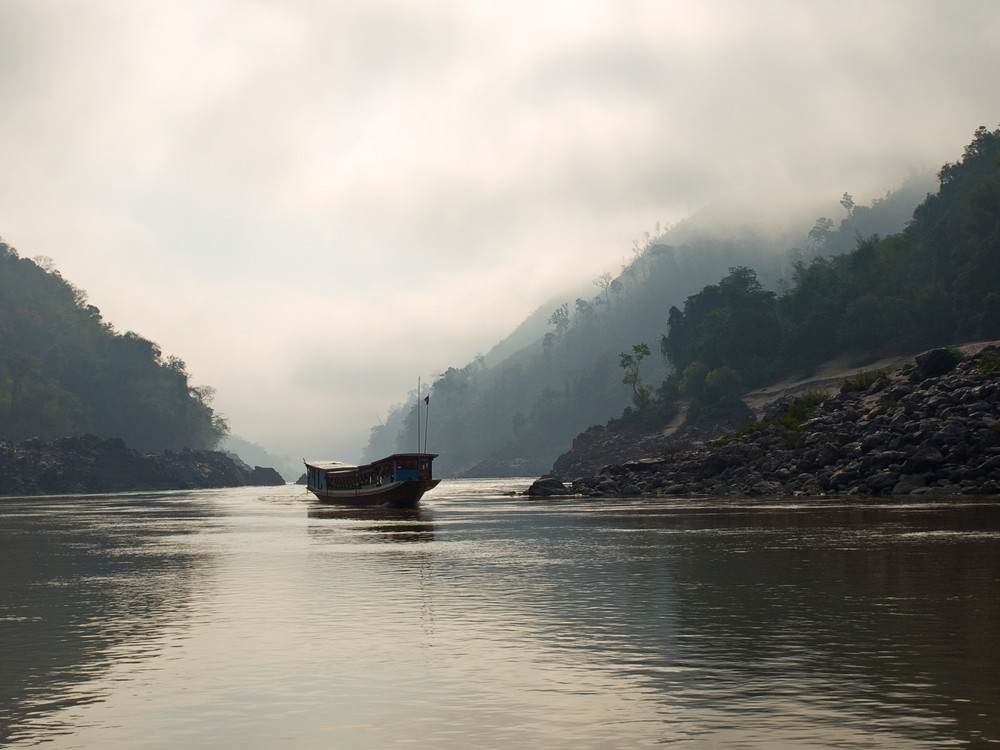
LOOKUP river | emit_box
[1,480,998,748]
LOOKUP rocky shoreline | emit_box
[528,344,1000,499]
[0,434,286,496]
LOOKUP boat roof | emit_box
[304,460,357,471]
[303,453,438,472]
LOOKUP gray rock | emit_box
[537,345,1000,499]
[913,348,962,380]
[526,476,569,496]
[902,446,945,473]
[0,435,286,495]
[892,474,927,494]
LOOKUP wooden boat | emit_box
[303,453,440,508]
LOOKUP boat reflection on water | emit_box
[305,503,438,643]
[306,504,435,543]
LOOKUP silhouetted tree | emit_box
[618,343,651,408]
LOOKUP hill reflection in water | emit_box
[0,492,224,745]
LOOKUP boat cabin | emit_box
[305,453,437,494]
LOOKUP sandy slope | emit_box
[743,340,1000,418]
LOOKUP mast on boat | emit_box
[416,376,430,454]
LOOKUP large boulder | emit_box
[249,466,286,486]
[912,347,961,380]
[526,476,570,497]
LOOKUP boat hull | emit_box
[304,453,440,509]
[308,478,440,509]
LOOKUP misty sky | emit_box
[1,1,997,464]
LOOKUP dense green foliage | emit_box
[663,126,1000,418]
[365,162,932,475]
[0,243,228,451]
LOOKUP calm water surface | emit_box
[1,480,998,748]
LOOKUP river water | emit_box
[1,480,998,749]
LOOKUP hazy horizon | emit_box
[1,1,998,464]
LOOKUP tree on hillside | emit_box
[548,303,570,339]
[609,278,624,308]
[840,192,856,216]
[618,343,651,409]
[661,266,779,384]
[807,217,835,249]
[593,272,613,307]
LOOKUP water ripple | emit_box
[1,486,998,748]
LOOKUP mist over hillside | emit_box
[221,435,298,482]
[363,168,937,477]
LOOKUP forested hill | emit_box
[660,125,1000,428]
[363,153,936,477]
[0,243,228,452]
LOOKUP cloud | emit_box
[1,0,998,462]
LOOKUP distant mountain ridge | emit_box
[363,153,941,476]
